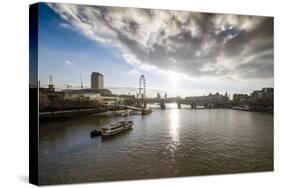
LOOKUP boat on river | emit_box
[141,108,152,115]
[100,120,133,136]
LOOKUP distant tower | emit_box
[157,93,161,99]
[165,92,167,99]
[91,72,104,90]
[48,75,54,90]
[225,92,229,100]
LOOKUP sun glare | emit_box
[169,72,181,87]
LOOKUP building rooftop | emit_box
[91,72,103,76]
[63,88,112,95]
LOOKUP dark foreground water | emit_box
[39,105,273,185]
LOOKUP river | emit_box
[39,104,273,185]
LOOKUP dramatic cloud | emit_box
[48,3,273,80]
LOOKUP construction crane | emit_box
[65,84,72,90]
[80,74,83,89]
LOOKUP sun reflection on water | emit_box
[169,109,180,144]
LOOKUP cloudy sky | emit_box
[38,3,273,97]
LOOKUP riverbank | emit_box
[39,108,140,121]
[232,105,273,113]
[39,108,108,121]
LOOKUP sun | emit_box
[169,72,181,86]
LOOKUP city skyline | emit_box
[38,3,273,97]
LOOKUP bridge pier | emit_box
[205,103,213,109]
[177,101,181,109]
[191,103,197,109]
[160,99,166,109]
[204,103,207,108]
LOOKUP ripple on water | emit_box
[39,109,273,184]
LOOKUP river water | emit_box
[39,104,273,185]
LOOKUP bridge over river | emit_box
[141,97,229,109]
[133,74,229,110]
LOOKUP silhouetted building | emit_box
[157,93,161,99]
[250,87,273,102]
[185,92,229,103]
[233,94,249,103]
[251,90,263,99]
[262,88,274,100]
[251,88,273,100]
[232,88,273,107]
[91,72,104,90]
[119,94,136,105]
